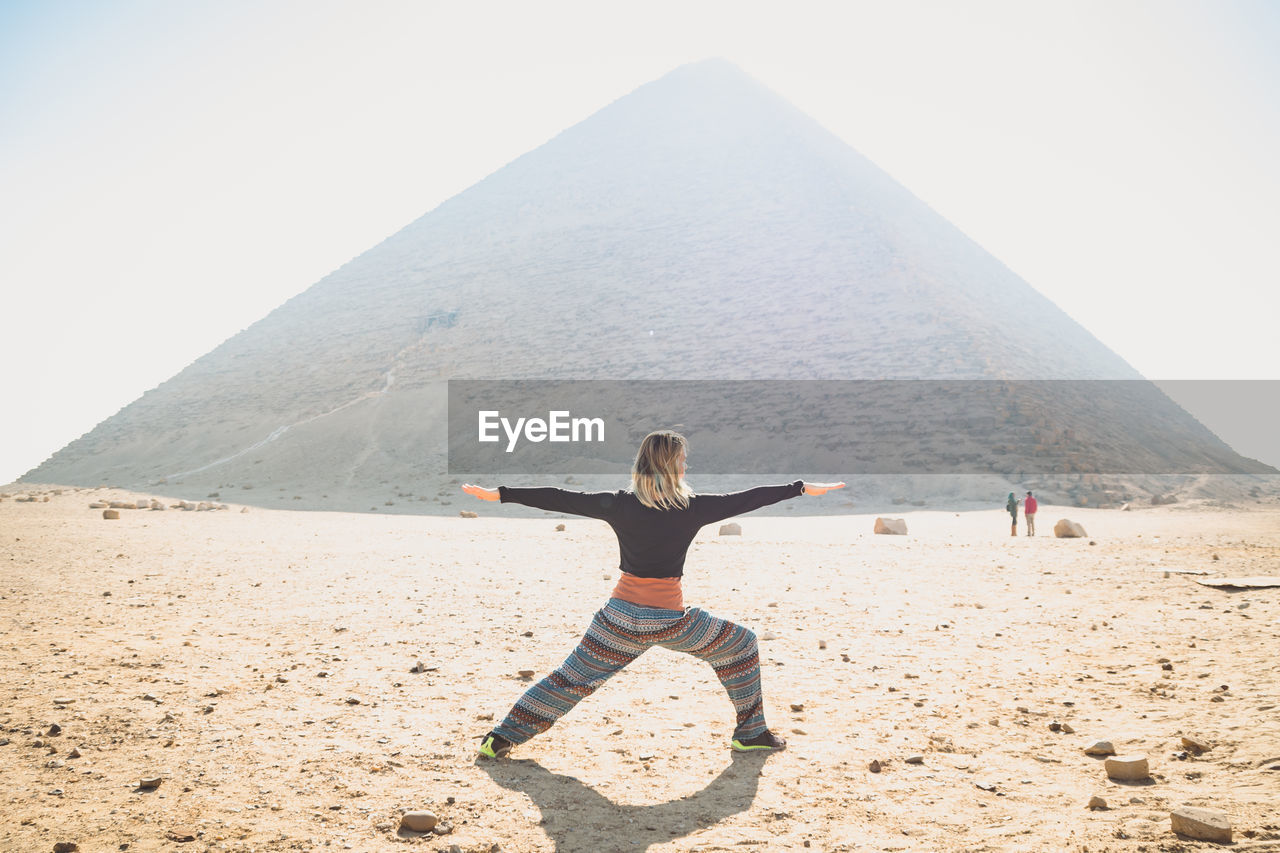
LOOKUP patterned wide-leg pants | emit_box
[493,598,767,745]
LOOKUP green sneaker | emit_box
[731,730,787,752]
[477,731,513,759]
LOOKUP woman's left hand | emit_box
[803,482,846,496]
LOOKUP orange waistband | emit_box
[610,573,684,610]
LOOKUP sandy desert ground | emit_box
[1,487,1278,852]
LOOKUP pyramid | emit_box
[24,60,1272,508]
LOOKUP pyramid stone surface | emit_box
[24,60,1271,507]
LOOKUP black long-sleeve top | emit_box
[497,481,805,579]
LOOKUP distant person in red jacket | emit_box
[1024,491,1038,536]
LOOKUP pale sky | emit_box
[3,0,1279,484]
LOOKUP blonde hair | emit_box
[631,430,692,510]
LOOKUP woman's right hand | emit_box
[803,482,846,496]
[462,484,500,502]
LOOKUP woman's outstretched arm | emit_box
[693,480,846,525]
[461,483,617,519]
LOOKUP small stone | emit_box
[433,822,454,835]
[1048,721,1062,732]
[818,639,827,650]
[1180,734,1211,753]
[517,670,535,678]
[790,703,804,712]
[103,509,119,520]
[868,759,882,773]
[53,843,79,853]
[33,739,45,748]
[905,755,924,764]
[555,523,565,532]
[1104,754,1150,781]
[67,747,81,759]
[459,511,478,518]
[1084,740,1116,756]
[718,522,741,536]
[400,810,439,832]
[1087,796,1108,810]
[345,697,361,705]
[165,828,197,842]
[975,781,997,792]
[1060,723,1075,734]
[48,723,62,736]
[139,776,162,789]
[53,697,74,705]
[1170,806,1232,843]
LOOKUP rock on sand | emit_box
[874,517,907,535]
[401,810,439,832]
[1104,754,1150,781]
[1054,519,1087,538]
[1170,806,1232,843]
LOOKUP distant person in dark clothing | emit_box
[1006,492,1019,536]
[463,429,845,759]
[1024,491,1038,536]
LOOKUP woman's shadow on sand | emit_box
[477,751,768,853]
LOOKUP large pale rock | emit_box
[1054,518,1087,538]
[874,517,907,535]
[1104,753,1150,781]
[401,810,439,832]
[1170,807,1231,843]
[102,509,120,520]
[1084,740,1115,756]
[718,522,741,536]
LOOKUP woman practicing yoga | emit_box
[462,429,844,759]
